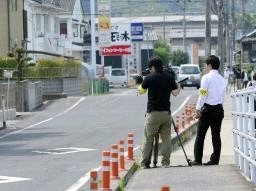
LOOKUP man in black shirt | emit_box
[138,57,181,168]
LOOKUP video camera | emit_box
[135,67,177,85]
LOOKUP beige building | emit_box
[0,0,24,57]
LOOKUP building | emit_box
[0,0,25,57]
[239,29,256,63]
[24,0,89,60]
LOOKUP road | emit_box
[0,88,197,191]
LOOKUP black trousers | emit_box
[194,104,224,163]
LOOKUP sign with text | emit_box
[98,0,111,46]
[101,45,131,56]
[131,23,143,41]
[111,24,131,45]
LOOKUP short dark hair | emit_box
[206,55,220,70]
[148,57,163,72]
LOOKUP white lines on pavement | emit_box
[0,176,31,184]
[172,95,191,116]
[32,147,97,155]
[0,97,85,140]
[54,97,85,118]
[65,145,140,191]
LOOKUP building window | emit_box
[60,22,67,36]
[80,25,85,38]
[252,43,256,51]
[44,15,50,34]
[36,14,42,35]
[73,24,79,37]
[54,17,59,34]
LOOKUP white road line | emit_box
[65,95,192,191]
[0,176,31,184]
[0,97,85,140]
[172,95,192,116]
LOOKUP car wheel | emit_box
[196,86,200,89]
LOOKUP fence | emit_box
[231,88,256,186]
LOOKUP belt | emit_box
[204,103,222,108]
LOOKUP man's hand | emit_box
[194,110,201,119]
[171,83,181,96]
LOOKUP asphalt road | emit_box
[0,87,197,191]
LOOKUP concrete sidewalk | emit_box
[125,95,255,191]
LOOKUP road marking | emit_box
[172,95,192,116]
[0,97,85,140]
[65,145,140,191]
[0,176,31,184]
[32,147,97,155]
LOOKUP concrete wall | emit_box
[0,0,9,56]
[16,80,43,112]
[0,0,24,57]
[41,78,83,96]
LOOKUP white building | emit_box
[24,0,90,60]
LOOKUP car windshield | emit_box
[112,70,125,76]
[180,66,200,74]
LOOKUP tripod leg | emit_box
[171,118,192,166]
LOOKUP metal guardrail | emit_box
[231,88,256,185]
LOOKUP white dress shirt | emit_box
[196,70,227,110]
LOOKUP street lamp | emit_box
[177,0,191,52]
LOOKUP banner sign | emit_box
[98,0,111,46]
[101,45,131,56]
[131,23,143,41]
[111,24,131,45]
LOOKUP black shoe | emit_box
[191,160,202,166]
[141,165,150,169]
[203,161,218,166]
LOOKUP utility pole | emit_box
[205,0,211,57]
[183,0,186,52]
[225,0,231,67]
[231,0,235,64]
[90,0,96,77]
[241,0,246,35]
[163,13,166,41]
[217,0,224,75]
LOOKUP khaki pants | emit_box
[141,111,172,166]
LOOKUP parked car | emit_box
[171,66,180,80]
[178,64,201,89]
[109,68,128,88]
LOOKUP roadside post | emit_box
[1,95,7,129]
[4,70,13,119]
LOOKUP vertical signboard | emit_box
[98,0,111,46]
[131,23,143,41]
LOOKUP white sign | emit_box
[3,70,13,78]
[0,176,31,184]
[111,24,131,45]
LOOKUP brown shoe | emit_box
[191,160,202,166]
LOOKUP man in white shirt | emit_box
[191,55,226,166]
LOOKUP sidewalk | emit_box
[125,94,255,191]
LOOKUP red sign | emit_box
[101,45,131,56]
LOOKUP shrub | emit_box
[0,57,18,68]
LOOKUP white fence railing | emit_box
[231,88,256,185]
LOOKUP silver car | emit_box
[178,64,201,89]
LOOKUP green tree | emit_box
[153,40,172,67]
[170,50,189,66]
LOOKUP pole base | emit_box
[0,121,7,130]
